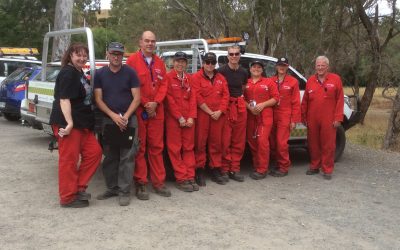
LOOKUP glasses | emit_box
[205,60,217,65]
[229,52,240,57]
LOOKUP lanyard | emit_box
[316,74,327,92]
[141,51,155,83]
[275,74,286,90]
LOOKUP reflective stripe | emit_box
[28,87,54,96]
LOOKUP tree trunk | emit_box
[383,85,400,149]
[52,0,74,61]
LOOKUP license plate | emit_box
[0,102,5,108]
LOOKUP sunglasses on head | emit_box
[229,52,240,57]
[205,60,217,65]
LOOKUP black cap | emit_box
[204,52,217,62]
[174,51,188,61]
[108,42,124,53]
[250,60,264,68]
[276,57,289,66]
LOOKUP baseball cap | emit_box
[250,60,264,68]
[174,51,188,61]
[203,52,217,62]
[276,57,289,66]
[108,42,125,53]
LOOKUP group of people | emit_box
[49,30,344,208]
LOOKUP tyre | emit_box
[334,125,346,162]
[3,113,20,121]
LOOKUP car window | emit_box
[32,66,61,82]
[0,60,40,78]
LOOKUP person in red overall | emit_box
[126,31,171,199]
[218,45,248,183]
[269,57,301,177]
[244,60,279,180]
[165,52,199,192]
[192,52,229,186]
[301,56,344,180]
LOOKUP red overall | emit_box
[221,96,247,173]
[269,74,301,173]
[301,73,344,174]
[126,51,168,188]
[244,77,279,174]
[165,69,197,183]
[191,69,229,169]
[52,125,102,205]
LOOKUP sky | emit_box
[101,0,111,10]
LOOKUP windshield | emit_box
[32,65,61,82]
[2,68,34,83]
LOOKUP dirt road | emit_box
[0,118,399,249]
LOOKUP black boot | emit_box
[211,168,227,185]
[195,168,206,186]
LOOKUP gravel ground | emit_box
[0,118,399,250]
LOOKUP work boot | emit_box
[118,192,131,206]
[154,185,172,197]
[211,168,227,185]
[269,169,288,177]
[229,171,245,182]
[96,189,118,200]
[195,168,206,186]
[306,169,320,175]
[61,199,89,208]
[220,172,229,182]
[135,183,150,200]
[176,181,194,192]
[249,171,267,180]
[323,173,332,180]
[77,191,91,200]
[189,179,200,191]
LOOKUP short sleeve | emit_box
[58,68,81,99]
[128,67,140,88]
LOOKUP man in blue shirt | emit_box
[94,42,141,206]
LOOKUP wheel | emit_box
[334,125,346,162]
[3,113,20,121]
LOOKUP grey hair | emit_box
[227,45,241,52]
[316,55,329,65]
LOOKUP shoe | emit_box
[176,181,194,192]
[195,168,206,186]
[118,192,131,206]
[249,171,267,180]
[96,190,118,200]
[211,168,227,185]
[154,186,172,197]
[77,191,91,200]
[323,173,332,180]
[229,171,244,182]
[61,199,89,208]
[269,170,288,177]
[135,184,150,200]
[189,180,200,191]
[306,169,320,175]
[221,172,229,182]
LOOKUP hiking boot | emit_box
[306,169,320,175]
[118,192,131,206]
[220,172,229,182]
[154,186,172,197]
[249,171,267,180]
[211,168,227,185]
[176,181,194,192]
[77,191,91,200]
[229,171,244,182]
[189,179,200,191]
[195,168,206,186]
[135,184,150,200]
[269,170,288,177]
[323,173,332,180]
[61,199,89,208]
[96,190,118,200]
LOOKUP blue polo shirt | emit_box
[94,65,140,115]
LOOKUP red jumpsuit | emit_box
[191,69,229,169]
[126,51,168,188]
[269,74,301,173]
[165,69,197,183]
[301,73,344,174]
[244,77,279,174]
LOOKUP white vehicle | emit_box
[156,38,360,161]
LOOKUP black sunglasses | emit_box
[205,60,217,65]
[229,52,240,56]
